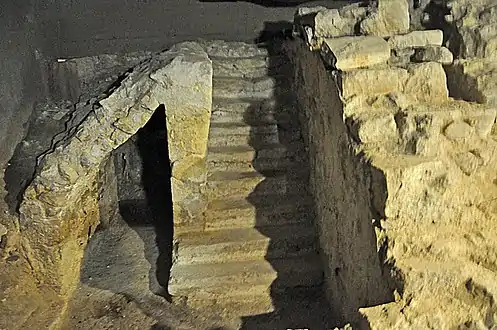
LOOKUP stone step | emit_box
[200,40,272,58]
[211,55,290,79]
[213,76,289,99]
[206,170,308,199]
[205,193,314,230]
[207,155,307,173]
[207,142,304,163]
[169,254,324,297]
[211,98,296,125]
[208,122,301,147]
[173,223,318,265]
[184,285,330,324]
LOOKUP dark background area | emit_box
[0,0,352,187]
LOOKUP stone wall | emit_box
[287,39,392,323]
[291,0,497,328]
[16,42,212,321]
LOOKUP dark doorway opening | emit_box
[77,104,174,302]
[116,104,174,299]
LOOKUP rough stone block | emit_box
[404,62,449,104]
[360,0,410,37]
[444,120,474,140]
[445,58,497,106]
[355,114,398,144]
[340,67,409,101]
[413,46,454,65]
[312,4,368,38]
[321,36,390,70]
[388,30,444,49]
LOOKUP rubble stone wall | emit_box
[292,0,497,328]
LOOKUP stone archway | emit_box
[17,42,213,301]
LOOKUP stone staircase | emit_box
[168,41,326,323]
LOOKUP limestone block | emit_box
[340,67,409,101]
[355,114,398,144]
[413,46,454,65]
[359,0,410,37]
[404,62,449,104]
[320,36,390,70]
[312,4,368,38]
[388,30,444,49]
[444,120,474,140]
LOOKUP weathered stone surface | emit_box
[18,42,213,301]
[313,4,368,38]
[354,113,398,144]
[413,46,454,64]
[359,0,410,37]
[444,120,474,140]
[389,48,415,66]
[444,0,497,59]
[404,62,449,104]
[290,37,497,329]
[288,39,392,323]
[320,36,390,70]
[339,62,448,105]
[445,58,497,106]
[340,67,409,101]
[388,30,444,49]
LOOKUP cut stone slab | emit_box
[360,0,410,37]
[388,30,444,49]
[320,36,390,70]
[413,46,454,65]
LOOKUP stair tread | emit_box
[176,223,316,247]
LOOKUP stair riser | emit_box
[206,177,308,199]
[208,145,303,164]
[173,236,318,265]
[169,268,323,295]
[185,290,276,318]
[213,77,289,99]
[209,128,302,148]
[213,88,275,100]
[210,123,278,136]
[209,134,280,147]
[212,56,289,79]
[205,207,313,230]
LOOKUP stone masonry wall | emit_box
[292,0,497,328]
[16,42,212,324]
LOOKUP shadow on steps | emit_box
[239,26,337,329]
